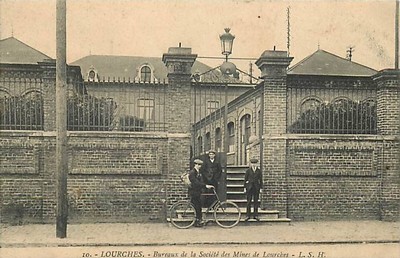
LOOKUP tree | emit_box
[289,99,377,134]
[0,94,44,130]
[67,95,117,131]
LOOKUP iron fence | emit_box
[287,82,377,134]
[0,77,44,130]
[0,76,168,132]
[71,79,168,132]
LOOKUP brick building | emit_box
[0,37,399,224]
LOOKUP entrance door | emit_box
[240,114,251,165]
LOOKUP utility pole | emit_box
[56,0,68,238]
[286,6,291,57]
[395,0,399,69]
[346,46,355,61]
[249,62,253,84]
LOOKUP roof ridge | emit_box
[318,49,377,72]
[71,54,162,64]
[288,48,377,76]
[288,49,320,72]
[83,54,161,58]
[0,36,52,60]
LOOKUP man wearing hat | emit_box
[244,158,263,221]
[189,159,214,227]
[201,150,222,206]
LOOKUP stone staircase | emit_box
[226,166,290,223]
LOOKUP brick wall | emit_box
[0,132,172,223]
[1,47,196,225]
[287,137,383,220]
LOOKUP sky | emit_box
[0,0,398,74]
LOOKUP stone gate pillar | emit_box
[162,47,197,205]
[373,69,400,221]
[39,59,57,132]
[256,50,293,217]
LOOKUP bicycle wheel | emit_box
[214,201,241,228]
[169,201,196,229]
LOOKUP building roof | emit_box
[0,37,52,64]
[71,54,216,82]
[288,49,377,77]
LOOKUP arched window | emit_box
[215,127,222,152]
[227,122,235,153]
[197,136,203,155]
[205,132,211,152]
[87,68,99,82]
[240,114,251,165]
[140,66,152,82]
[300,97,322,113]
[88,70,96,80]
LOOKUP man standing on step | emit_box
[189,159,215,227]
[244,158,263,221]
[201,150,222,207]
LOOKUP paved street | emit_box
[1,221,399,247]
[1,220,399,258]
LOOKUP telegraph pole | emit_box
[346,46,355,61]
[56,0,68,238]
[395,0,399,69]
[286,6,291,57]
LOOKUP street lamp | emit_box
[219,28,236,201]
[219,28,235,61]
[219,28,236,75]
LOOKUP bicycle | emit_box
[169,188,241,229]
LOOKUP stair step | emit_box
[226,178,245,181]
[173,207,279,214]
[227,166,249,169]
[167,217,289,224]
[227,184,245,187]
[227,191,245,194]
[228,199,259,203]
[167,217,290,223]
[227,170,246,173]
[240,218,291,223]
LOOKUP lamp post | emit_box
[219,28,235,201]
[220,28,235,62]
[219,28,237,76]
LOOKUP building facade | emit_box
[1,37,399,224]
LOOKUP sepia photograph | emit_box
[0,0,399,257]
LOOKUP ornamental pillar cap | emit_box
[255,49,293,78]
[162,47,197,63]
[372,69,400,82]
[162,46,197,76]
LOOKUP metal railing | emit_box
[71,79,168,132]
[287,83,377,134]
[0,77,44,130]
[0,76,168,132]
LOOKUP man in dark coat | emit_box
[202,150,222,189]
[189,159,214,227]
[244,158,263,221]
[201,150,222,207]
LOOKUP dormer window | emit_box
[88,70,95,80]
[140,66,151,82]
[87,67,99,82]
[136,64,158,83]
